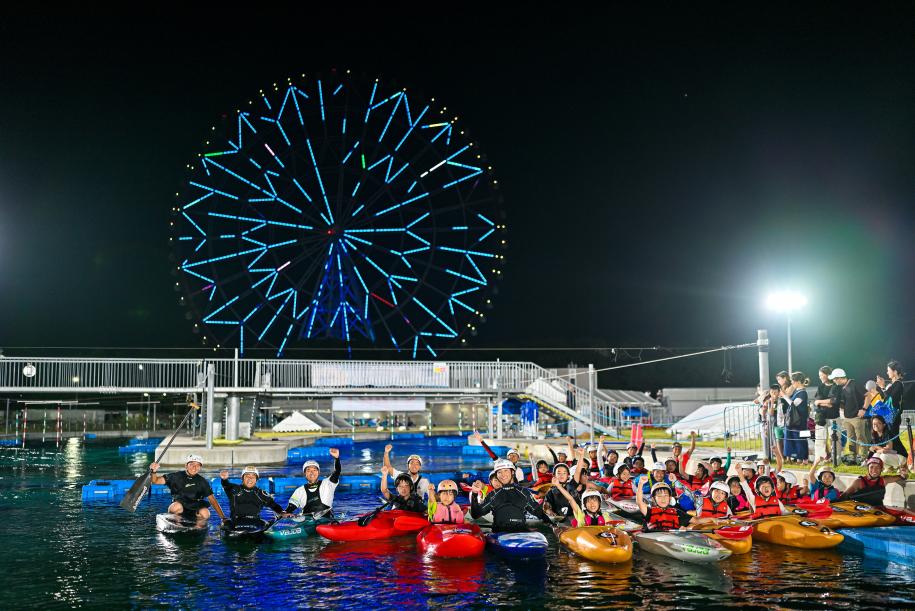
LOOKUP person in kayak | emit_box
[607,463,637,500]
[630,456,648,475]
[285,447,341,517]
[636,482,693,531]
[621,441,644,469]
[219,466,289,523]
[737,471,785,519]
[727,476,752,513]
[470,459,555,532]
[708,450,732,481]
[692,481,733,519]
[637,462,673,495]
[738,461,758,489]
[774,470,805,503]
[150,454,226,523]
[380,466,428,513]
[506,448,527,482]
[604,448,620,475]
[839,457,910,505]
[807,459,841,501]
[529,458,553,487]
[543,463,579,521]
[426,479,464,524]
[675,461,711,492]
[383,445,431,501]
[554,487,611,527]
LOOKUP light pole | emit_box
[766,291,807,374]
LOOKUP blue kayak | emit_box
[486,531,549,559]
[839,526,915,562]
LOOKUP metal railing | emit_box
[722,402,764,454]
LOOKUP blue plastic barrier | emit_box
[840,526,915,562]
[461,445,508,457]
[81,480,132,501]
[270,477,308,496]
[83,433,97,439]
[287,446,336,462]
[118,444,158,455]
[435,437,468,447]
[314,437,354,447]
[129,437,164,446]
[0,439,20,447]
[391,432,425,440]
[338,475,380,491]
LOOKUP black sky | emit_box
[0,6,913,389]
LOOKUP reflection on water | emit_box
[2,440,915,609]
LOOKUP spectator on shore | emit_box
[831,368,867,464]
[813,366,839,461]
[868,414,908,469]
[782,372,810,464]
[885,361,905,437]
[773,371,792,444]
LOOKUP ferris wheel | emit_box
[172,71,506,357]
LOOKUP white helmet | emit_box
[755,461,767,468]
[241,465,259,479]
[586,445,598,453]
[650,482,672,496]
[710,481,730,496]
[186,454,204,466]
[406,454,423,466]
[739,461,755,471]
[302,460,320,472]
[581,490,603,505]
[776,470,797,486]
[815,466,835,481]
[493,458,515,473]
[506,448,520,458]
[651,461,666,472]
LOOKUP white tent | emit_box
[667,401,759,440]
[272,411,321,432]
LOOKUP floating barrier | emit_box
[391,432,425,440]
[270,477,308,496]
[81,480,132,501]
[129,437,164,446]
[461,445,508,457]
[118,443,159,455]
[839,526,915,562]
[313,437,354,447]
[337,475,381,491]
[83,433,97,439]
[0,439,20,447]
[288,446,337,462]
[436,437,468,447]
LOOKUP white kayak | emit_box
[608,498,641,516]
[634,531,731,563]
[468,511,542,526]
[156,512,208,535]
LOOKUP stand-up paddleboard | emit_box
[486,531,549,560]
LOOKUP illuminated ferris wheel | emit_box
[172,71,506,357]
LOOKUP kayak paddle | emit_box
[119,402,200,513]
[357,500,394,527]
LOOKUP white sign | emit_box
[332,398,427,413]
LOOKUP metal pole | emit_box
[588,363,595,443]
[233,348,239,388]
[758,329,771,461]
[206,363,215,450]
[787,315,793,374]
[496,391,503,440]
[4,398,8,435]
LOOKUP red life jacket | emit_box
[679,474,710,492]
[631,467,648,475]
[811,484,839,502]
[710,467,727,480]
[858,475,886,489]
[609,477,635,500]
[533,472,553,486]
[752,493,782,518]
[776,485,801,503]
[701,497,730,519]
[645,506,681,531]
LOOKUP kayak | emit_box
[687,520,753,555]
[316,510,428,542]
[880,505,915,526]
[486,531,549,559]
[470,512,542,527]
[790,501,896,529]
[265,514,337,540]
[221,517,274,540]
[839,526,915,562]
[559,525,633,563]
[156,512,207,536]
[751,515,844,549]
[634,531,731,563]
[417,523,486,558]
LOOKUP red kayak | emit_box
[316,510,429,542]
[417,523,485,558]
[880,505,915,526]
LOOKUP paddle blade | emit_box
[120,471,152,513]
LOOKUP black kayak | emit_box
[156,512,208,536]
[221,517,274,540]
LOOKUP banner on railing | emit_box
[332,398,427,413]
[311,362,449,388]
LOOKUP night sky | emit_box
[1,7,912,389]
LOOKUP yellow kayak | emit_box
[752,515,844,549]
[559,525,633,563]
[786,501,896,529]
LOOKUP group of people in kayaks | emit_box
[149,429,910,557]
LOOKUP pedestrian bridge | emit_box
[0,357,660,435]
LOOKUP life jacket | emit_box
[609,477,635,500]
[729,493,751,513]
[710,467,727,481]
[752,493,782,518]
[858,475,886,489]
[298,481,329,513]
[679,474,710,492]
[407,473,425,495]
[431,502,465,524]
[701,496,730,519]
[811,483,839,502]
[631,467,648,475]
[587,461,602,479]
[572,510,606,528]
[776,485,802,503]
[533,472,553,486]
[645,506,681,531]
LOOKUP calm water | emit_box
[2,438,914,609]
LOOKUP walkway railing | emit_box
[722,402,764,454]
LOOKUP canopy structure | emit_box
[272,411,321,432]
[666,401,749,439]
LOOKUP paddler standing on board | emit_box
[150,454,226,523]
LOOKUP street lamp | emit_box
[766,291,808,374]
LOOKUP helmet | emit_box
[581,490,603,505]
[650,482,672,496]
[586,445,598,453]
[437,479,458,493]
[815,466,835,481]
[709,456,722,464]
[626,442,638,450]
[776,471,797,486]
[406,454,423,466]
[241,465,259,479]
[664,458,678,465]
[739,462,755,471]
[710,481,730,496]
[615,463,631,476]
[302,460,320,472]
[754,475,774,493]
[488,470,498,481]
[865,457,884,469]
[651,461,666,472]
[506,448,520,458]
[553,462,570,475]
[493,458,515,473]
[185,454,204,466]
[394,473,413,487]
[755,461,767,468]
